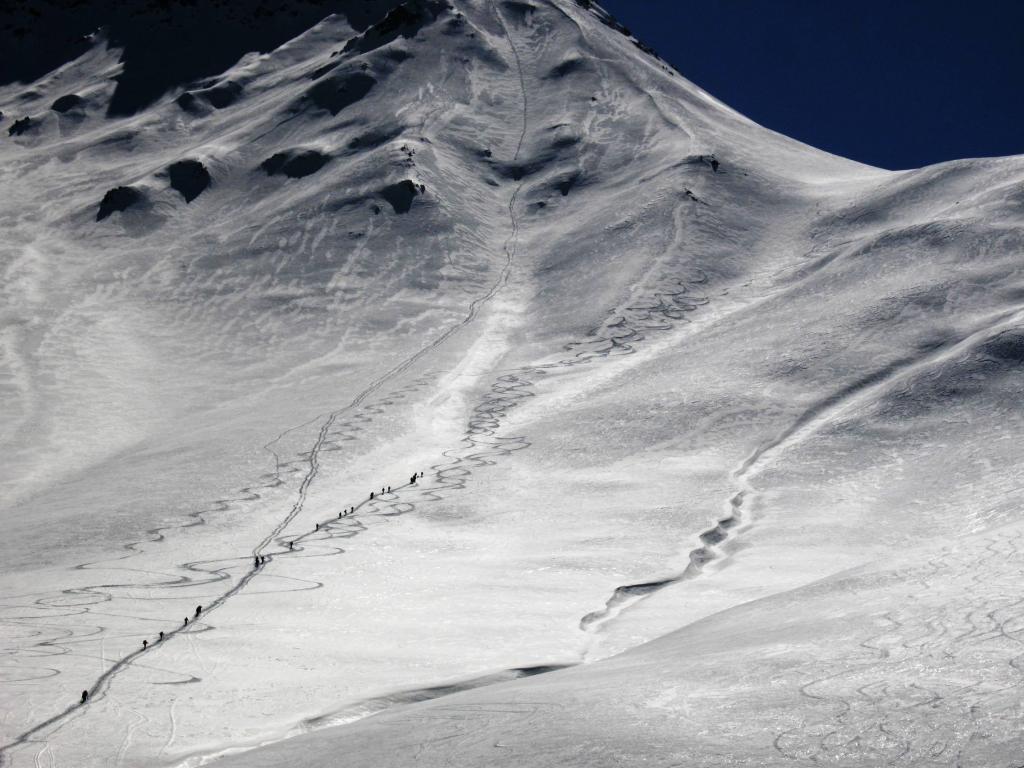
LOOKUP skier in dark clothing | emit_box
[411,474,417,484]
[289,541,294,550]
[195,605,202,618]
[184,616,189,626]
[419,471,424,479]
[159,631,164,641]
[81,690,88,704]
[143,639,148,649]
[254,555,260,568]
[710,156,720,172]
[370,491,375,499]
[387,486,391,493]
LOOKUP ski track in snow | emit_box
[0,372,441,762]
[578,301,1024,641]
[771,531,1024,765]
[0,6,536,765]
[0,12,728,758]
[3,4,938,763]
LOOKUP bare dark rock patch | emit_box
[261,149,331,178]
[348,124,404,152]
[204,81,243,108]
[443,11,467,35]
[502,1,538,22]
[338,0,411,31]
[380,179,425,213]
[96,186,143,221]
[555,172,581,197]
[309,61,340,80]
[545,57,588,79]
[490,156,553,182]
[381,47,414,64]
[168,159,211,203]
[175,93,201,113]
[306,72,376,116]
[983,331,1024,365]
[52,94,85,113]
[96,131,138,152]
[7,116,32,136]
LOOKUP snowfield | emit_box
[1,1,1022,766]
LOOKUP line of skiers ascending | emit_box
[299,471,425,546]
[80,605,205,703]
[138,606,201,649]
[79,472,427,706]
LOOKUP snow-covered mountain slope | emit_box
[1,1,1022,766]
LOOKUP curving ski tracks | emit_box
[0,11,532,764]
[4,9,729,763]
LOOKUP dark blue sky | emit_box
[598,0,1024,170]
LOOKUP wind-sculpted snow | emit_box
[223,523,1024,768]
[1,0,1023,766]
[303,71,378,116]
[176,80,243,114]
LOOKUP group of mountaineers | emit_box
[78,470,426,706]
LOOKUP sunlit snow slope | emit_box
[1,1,1023,766]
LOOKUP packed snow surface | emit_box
[1,1,1023,766]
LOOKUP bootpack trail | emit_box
[0,14,531,764]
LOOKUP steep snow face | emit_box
[1,1,1022,767]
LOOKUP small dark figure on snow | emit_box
[254,555,260,568]
[419,471,424,479]
[315,523,319,531]
[143,639,148,649]
[289,541,294,550]
[387,486,391,493]
[338,511,342,519]
[710,156,720,172]
[195,605,202,617]
[184,616,189,626]
[159,631,165,641]
[81,690,89,704]
[370,491,375,500]
[411,474,417,484]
